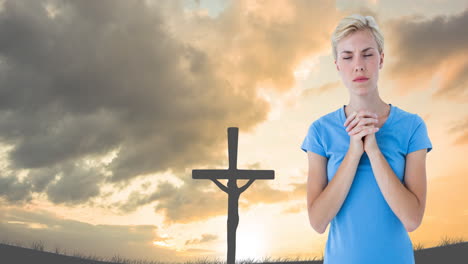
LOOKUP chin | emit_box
[352,87,372,95]
[353,83,375,91]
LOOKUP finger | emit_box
[346,118,359,132]
[349,123,376,136]
[355,128,368,139]
[347,115,372,131]
[345,110,378,131]
[348,124,365,135]
[343,111,357,127]
[347,116,378,132]
[359,126,379,137]
[352,126,375,139]
[345,115,361,132]
[362,117,378,126]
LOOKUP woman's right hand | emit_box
[343,110,379,156]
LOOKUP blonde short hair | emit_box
[331,14,384,61]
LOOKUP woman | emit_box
[300,14,432,264]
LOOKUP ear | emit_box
[379,52,384,69]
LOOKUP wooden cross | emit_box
[192,127,274,264]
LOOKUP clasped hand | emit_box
[343,110,380,155]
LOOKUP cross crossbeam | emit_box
[192,169,274,180]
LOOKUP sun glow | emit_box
[293,55,320,81]
[236,227,266,261]
[153,233,174,248]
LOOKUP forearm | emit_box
[367,149,421,231]
[308,150,361,233]
[210,179,228,193]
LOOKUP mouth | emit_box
[353,78,369,82]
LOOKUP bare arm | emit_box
[307,150,361,234]
[210,179,228,193]
[367,148,427,232]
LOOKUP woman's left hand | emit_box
[345,110,380,154]
[363,130,379,154]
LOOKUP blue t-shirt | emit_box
[300,104,432,264]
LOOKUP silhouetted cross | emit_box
[192,127,274,264]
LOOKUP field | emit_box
[0,236,466,264]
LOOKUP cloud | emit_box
[0,0,342,208]
[114,163,306,224]
[162,0,345,98]
[0,207,190,262]
[448,116,468,145]
[45,162,104,204]
[301,81,341,97]
[240,180,305,205]
[282,203,304,214]
[0,159,108,206]
[0,0,272,204]
[185,233,218,245]
[0,174,31,203]
[113,177,228,225]
[383,8,468,101]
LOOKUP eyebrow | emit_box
[340,47,374,54]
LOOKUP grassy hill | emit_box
[0,242,116,264]
[413,241,468,263]
[1,240,467,264]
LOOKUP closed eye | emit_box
[343,54,373,60]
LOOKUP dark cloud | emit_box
[0,0,272,204]
[114,165,306,224]
[0,175,31,203]
[383,8,468,100]
[0,0,343,211]
[0,207,190,262]
[46,162,103,204]
[0,160,105,205]
[28,167,57,193]
[114,177,228,225]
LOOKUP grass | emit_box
[411,235,465,251]
[1,235,467,264]
[412,241,425,251]
[202,255,325,263]
[31,240,45,251]
[436,235,465,247]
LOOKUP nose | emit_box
[355,65,364,72]
[354,57,365,72]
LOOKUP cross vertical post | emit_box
[192,127,274,264]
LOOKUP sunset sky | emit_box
[0,0,467,262]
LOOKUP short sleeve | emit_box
[300,120,326,157]
[407,115,433,154]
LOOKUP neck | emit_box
[346,96,389,117]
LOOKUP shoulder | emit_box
[390,106,430,147]
[392,106,432,153]
[309,105,344,134]
[391,105,426,127]
[313,107,342,128]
